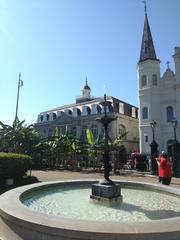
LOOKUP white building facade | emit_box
[35,81,139,154]
[137,12,180,154]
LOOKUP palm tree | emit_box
[0,119,42,155]
[86,128,128,172]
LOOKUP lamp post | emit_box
[150,120,156,141]
[15,72,23,122]
[171,118,179,177]
[150,120,158,175]
[171,118,178,141]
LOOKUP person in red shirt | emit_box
[158,152,173,185]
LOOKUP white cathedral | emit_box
[138,11,180,154]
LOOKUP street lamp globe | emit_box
[150,120,157,129]
[171,118,178,128]
[171,118,178,141]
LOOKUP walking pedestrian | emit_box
[158,151,173,185]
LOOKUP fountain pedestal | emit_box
[90,183,122,205]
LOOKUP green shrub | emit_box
[0,152,32,186]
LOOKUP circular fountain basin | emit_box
[0,180,180,240]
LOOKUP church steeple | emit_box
[139,12,158,63]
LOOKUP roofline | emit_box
[39,95,138,115]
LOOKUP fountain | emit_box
[90,94,122,204]
[0,180,180,240]
[1,98,180,240]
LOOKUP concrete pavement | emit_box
[31,169,180,188]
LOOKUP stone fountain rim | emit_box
[0,179,180,236]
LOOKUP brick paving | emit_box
[31,169,180,188]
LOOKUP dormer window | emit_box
[53,113,57,120]
[87,106,91,115]
[119,103,124,114]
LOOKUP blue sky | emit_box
[0,0,179,125]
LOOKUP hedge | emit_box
[0,152,32,186]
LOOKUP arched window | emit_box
[141,75,147,88]
[59,126,66,135]
[119,124,126,138]
[48,129,53,136]
[152,74,157,86]
[42,129,47,137]
[108,103,113,112]
[53,113,57,120]
[46,114,49,121]
[68,109,72,115]
[40,115,43,122]
[142,107,148,119]
[87,107,91,115]
[166,106,174,122]
[97,105,102,114]
[91,125,98,140]
[81,126,88,140]
[77,108,81,116]
[71,127,77,137]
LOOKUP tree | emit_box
[0,119,42,156]
[86,128,128,171]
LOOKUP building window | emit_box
[166,106,174,122]
[97,105,102,114]
[81,126,88,140]
[141,75,147,88]
[46,114,49,121]
[119,103,124,114]
[48,129,53,136]
[108,104,113,112]
[142,107,148,119]
[53,113,57,120]
[40,115,43,122]
[59,126,66,135]
[132,107,136,118]
[68,109,72,115]
[77,108,81,116]
[144,135,148,143]
[91,125,98,140]
[152,74,157,86]
[71,127,77,137]
[119,124,126,138]
[87,107,91,115]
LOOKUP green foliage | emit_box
[86,128,94,145]
[0,152,32,186]
[113,132,128,146]
[0,119,42,156]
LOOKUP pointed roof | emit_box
[139,13,158,63]
[83,77,91,90]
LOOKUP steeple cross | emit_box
[142,0,147,14]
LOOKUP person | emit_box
[131,150,139,169]
[158,151,173,185]
[156,153,162,182]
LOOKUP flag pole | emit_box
[15,72,23,122]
